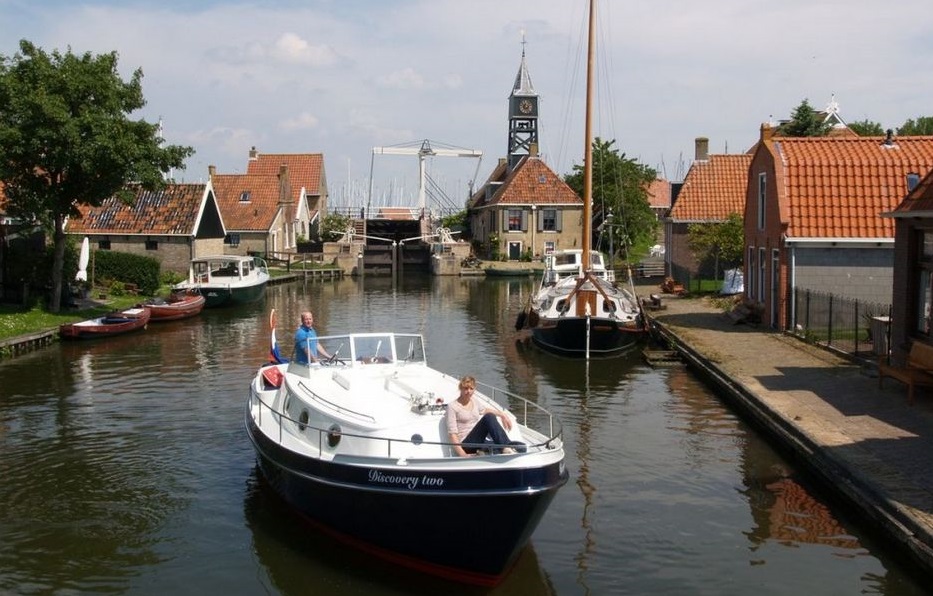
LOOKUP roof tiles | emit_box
[65,184,207,235]
[773,136,933,238]
[669,154,752,222]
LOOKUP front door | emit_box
[508,241,522,261]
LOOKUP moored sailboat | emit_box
[517,0,647,358]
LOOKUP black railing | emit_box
[790,287,891,360]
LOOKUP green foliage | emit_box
[848,119,885,136]
[777,99,831,137]
[563,138,658,257]
[687,212,744,277]
[0,40,194,311]
[160,270,185,286]
[897,116,933,136]
[94,250,160,295]
[321,212,351,240]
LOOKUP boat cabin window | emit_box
[353,335,394,364]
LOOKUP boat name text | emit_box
[367,469,444,490]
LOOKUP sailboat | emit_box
[518,0,647,358]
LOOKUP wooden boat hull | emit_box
[59,308,151,340]
[485,267,535,277]
[246,411,567,586]
[142,293,206,321]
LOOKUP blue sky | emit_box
[3,0,932,209]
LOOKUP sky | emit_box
[2,0,932,210]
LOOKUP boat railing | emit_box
[250,382,563,458]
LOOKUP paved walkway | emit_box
[642,286,933,575]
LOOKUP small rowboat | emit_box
[59,307,151,340]
[140,291,206,322]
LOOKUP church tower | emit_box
[507,40,539,171]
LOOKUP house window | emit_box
[98,240,111,250]
[914,230,933,335]
[507,209,523,232]
[757,173,766,230]
[908,172,921,193]
[239,191,251,203]
[145,240,158,250]
[544,241,556,254]
[747,246,755,299]
[225,233,241,247]
[758,247,766,303]
[540,208,558,231]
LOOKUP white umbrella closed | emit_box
[76,237,90,282]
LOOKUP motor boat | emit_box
[245,330,568,586]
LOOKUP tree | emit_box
[321,211,351,240]
[848,119,885,136]
[686,212,744,279]
[563,137,658,261]
[0,40,193,311]
[777,99,831,137]
[897,116,933,136]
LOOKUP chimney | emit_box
[884,129,895,146]
[760,122,775,143]
[278,164,291,205]
[695,137,709,162]
[208,165,216,179]
[530,142,539,157]
[249,146,259,160]
[498,158,507,167]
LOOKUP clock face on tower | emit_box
[519,99,534,114]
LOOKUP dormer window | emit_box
[239,191,251,203]
[908,172,921,193]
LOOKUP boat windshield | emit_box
[317,333,427,365]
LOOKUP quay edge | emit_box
[648,310,933,581]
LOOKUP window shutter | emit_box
[537,209,543,231]
[555,210,562,232]
[522,210,528,232]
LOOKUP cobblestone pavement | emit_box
[639,283,933,573]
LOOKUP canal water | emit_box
[0,275,927,595]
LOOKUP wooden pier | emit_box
[0,330,57,359]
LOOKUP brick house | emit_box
[468,156,583,260]
[884,166,933,364]
[744,124,933,329]
[666,137,752,281]
[64,182,224,274]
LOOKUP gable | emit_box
[472,157,581,208]
[212,173,282,232]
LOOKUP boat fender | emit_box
[327,424,342,448]
[514,311,527,331]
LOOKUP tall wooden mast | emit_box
[582,0,596,275]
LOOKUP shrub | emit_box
[94,251,160,295]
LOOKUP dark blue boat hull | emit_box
[245,413,568,585]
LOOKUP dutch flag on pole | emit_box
[269,309,289,364]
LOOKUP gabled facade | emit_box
[468,156,583,260]
[211,163,310,257]
[666,137,752,280]
[744,124,933,329]
[884,167,933,364]
[64,182,224,274]
[243,149,327,245]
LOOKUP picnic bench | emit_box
[878,340,933,405]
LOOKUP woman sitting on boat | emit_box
[446,376,524,456]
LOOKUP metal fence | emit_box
[790,287,891,360]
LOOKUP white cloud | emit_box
[376,67,426,90]
[280,112,320,132]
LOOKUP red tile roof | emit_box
[65,184,208,235]
[669,154,752,222]
[212,173,283,231]
[772,136,933,238]
[471,157,581,208]
[646,178,672,209]
[246,153,324,198]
